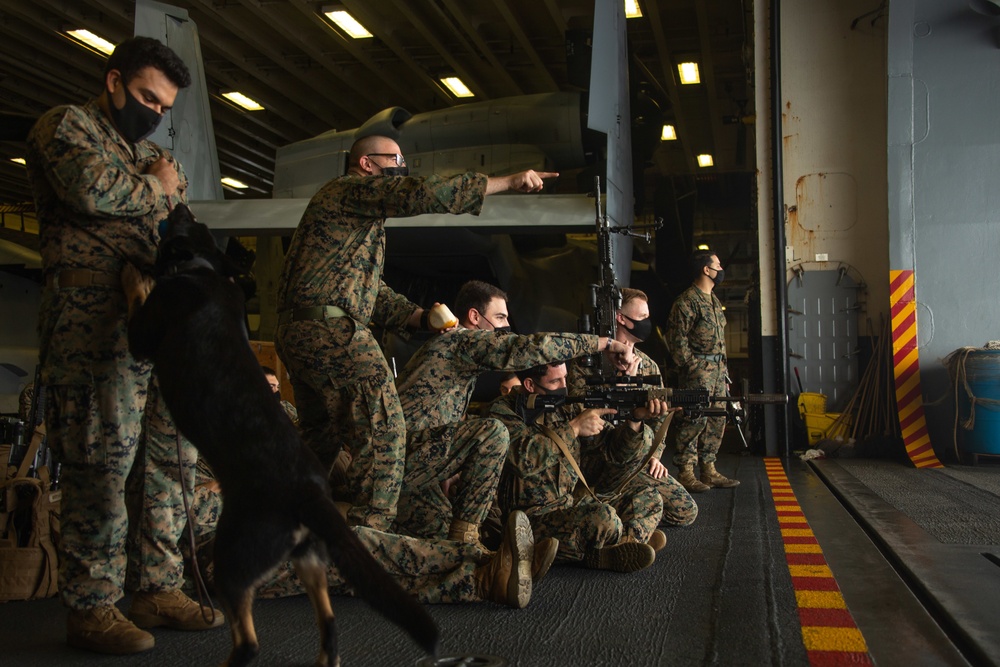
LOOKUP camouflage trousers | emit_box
[45,369,195,610]
[125,376,199,594]
[393,418,508,540]
[527,480,662,563]
[639,471,698,526]
[249,527,489,604]
[672,359,728,467]
[277,318,405,531]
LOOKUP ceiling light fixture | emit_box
[440,77,474,98]
[697,154,714,167]
[661,124,677,141]
[221,92,265,111]
[697,244,710,250]
[10,157,26,165]
[624,0,643,19]
[221,177,249,190]
[677,62,701,85]
[323,10,373,39]
[66,29,115,56]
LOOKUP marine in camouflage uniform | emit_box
[490,362,663,572]
[275,135,556,531]
[25,37,221,655]
[395,323,606,541]
[567,287,698,527]
[666,251,739,491]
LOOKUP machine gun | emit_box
[526,378,787,447]
[577,176,662,376]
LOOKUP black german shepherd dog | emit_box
[124,203,438,666]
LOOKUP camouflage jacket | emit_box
[396,329,601,432]
[567,346,668,459]
[666,285,727,372]
[276,172,488,326]
[26,99,187,384]
[26,98,186,276]
[489,390,649,516]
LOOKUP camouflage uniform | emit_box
[393,330,602,539]
[489,392,664,562]
[666,285,728,467]
[25,99,195,610]
[568,349,698,527]
[275,173,488,531]
[253,527,489,603]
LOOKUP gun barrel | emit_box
[713,393,788,405]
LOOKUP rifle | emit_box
[577,176,662,376]
[526,379,787,447]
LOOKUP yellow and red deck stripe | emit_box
[765,458,873,666]
[889,270,943,468]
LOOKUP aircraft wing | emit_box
[190,193,595,236]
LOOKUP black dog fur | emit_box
[124,203,439,666]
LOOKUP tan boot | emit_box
[128,589,226,631]
[532,537,559,585]
[647,529,667,553]
[701,461,740,488]
[473,510,533,608]
[449,518,491,553]
[677,463,711,493]
[582,541,655,573]
[67,605,155,654]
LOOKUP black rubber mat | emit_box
[1,455,809,667]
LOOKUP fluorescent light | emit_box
[221,92,264,111]
[440,77,474,98]
[661,125,676,141]
[221,177,248,189]
[10,157,26,165]
[624,0,643,18]
[66,29,115,56]
[324,10,372,39]
[697,154,714,167]
[697,244,710,250]
[678,62,701,84]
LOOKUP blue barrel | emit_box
[957,349,1000,457]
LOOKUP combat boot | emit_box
[701,461,740,488]
[678,463,711,493]
[67,605,155,654]
[128,589,226,631]
[449,518,494,554]
[473,510,533,608]
[582,541,655,573]
[647,529,667,553]
[532,537,559,585]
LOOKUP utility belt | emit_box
[45,269,120,289]
[694,353,725,362]
[276,305,348,326]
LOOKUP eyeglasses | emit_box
[365,153,406,167]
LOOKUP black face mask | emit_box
[380,166,410,177]
[541,386,568,397]
[710,268,726,287]
[621,314,653,342]
[110,83,162,144]
[478,313,512,335]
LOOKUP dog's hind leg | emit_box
[292,549,339,667]
[218,588,259,667]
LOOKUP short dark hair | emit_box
[515,361,563,384]
[105,36,191,89]
[690,250,717,279]
[260,366,276,377]
[455,280,507,322]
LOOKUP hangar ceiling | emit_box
[0,0,754,209]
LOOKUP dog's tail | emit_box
[302,499,439,657]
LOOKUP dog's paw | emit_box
[121,264,154,317]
